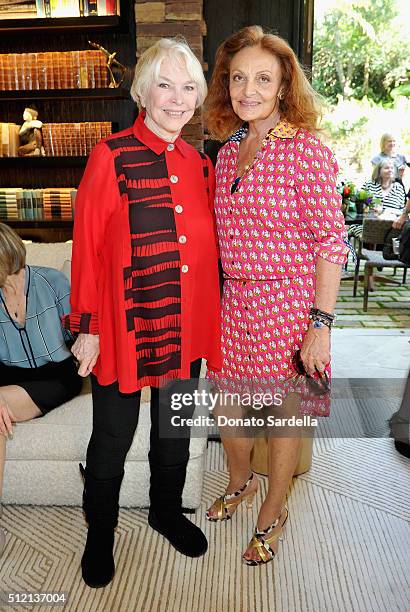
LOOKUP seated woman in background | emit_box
[348,160,407,243]
[371,133,408,182]
[0,223,82,556]
[363,159,406,215]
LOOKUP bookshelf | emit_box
[6,220,74,243]
[0,15,123,34]
[0,0,136,242]
[0,156,87,168]
[0,88,130,101]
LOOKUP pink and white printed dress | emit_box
[207,120,350,416]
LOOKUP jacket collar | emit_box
[229,118,298,143]
[132,111,190,157]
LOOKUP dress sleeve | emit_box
[296,136,349,265]
[61,142,121,334]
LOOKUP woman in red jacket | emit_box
[63,37,221,588]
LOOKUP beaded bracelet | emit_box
[309,307,336,322]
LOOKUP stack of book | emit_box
[42,121,112,156]
[0,50,109,90]
[36,1,119,17]
[0,0,36,20]
[0,123,21,156]
[0,1,119,19]
[0,187,76,220]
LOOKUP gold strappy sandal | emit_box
[243,506,288,566]
[205,473,257,522]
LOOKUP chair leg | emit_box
[353,256,361,297]
[403,268,408,284]
[363,264,371,311]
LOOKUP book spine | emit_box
[79,51,88,88]
[106,0,116,16]
[48,53,55,89]
[97,0,106,16]
[0,55,5,92]
[61,52,69,89]
[37,52,46,89]
[1,123,10,158]
[86,51,95,88]
[73,123,81,155]
[35,0,45,18]
[31,53,39,90]
[3,53,11,89]
[72,50,80,88]
[87,0,98,16]
[44,0,51,18]
[54,52,62,89]
[13,53,27,90]
[8,53,19,90]
[93,50,102,88]
[99,50,108,87]
[8,124,18,157]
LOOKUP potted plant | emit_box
[338,181,356,215]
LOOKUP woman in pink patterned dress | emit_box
[205,26,350,565]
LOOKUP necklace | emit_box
[2,269,26,321]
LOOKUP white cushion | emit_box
[7,394,207,462]
[25,242,72,270]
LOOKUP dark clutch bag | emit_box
[291,350,331,397]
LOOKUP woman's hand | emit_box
[300,325,330,376]
[392,213,408,230]
[71,333,100,377]
[0,392,15,438]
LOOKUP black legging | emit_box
[86,359,202,480]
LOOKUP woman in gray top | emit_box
[371,133,408,182]
[0,223,82,555]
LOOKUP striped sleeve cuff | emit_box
[61,312,99,334]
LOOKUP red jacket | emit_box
[63,114,221,392]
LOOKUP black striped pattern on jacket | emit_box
[105,133,182,382]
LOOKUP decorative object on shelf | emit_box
[18,107,45,157]
[89,40,126,88]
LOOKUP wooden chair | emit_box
[353,218,408,311]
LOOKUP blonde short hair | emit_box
[0,223,26,286]
[380,133,395,154]
[130,37,207,109]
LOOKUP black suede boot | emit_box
[80,465,124,588]
[148,459,208,557]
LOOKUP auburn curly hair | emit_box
[205,26,322,141]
